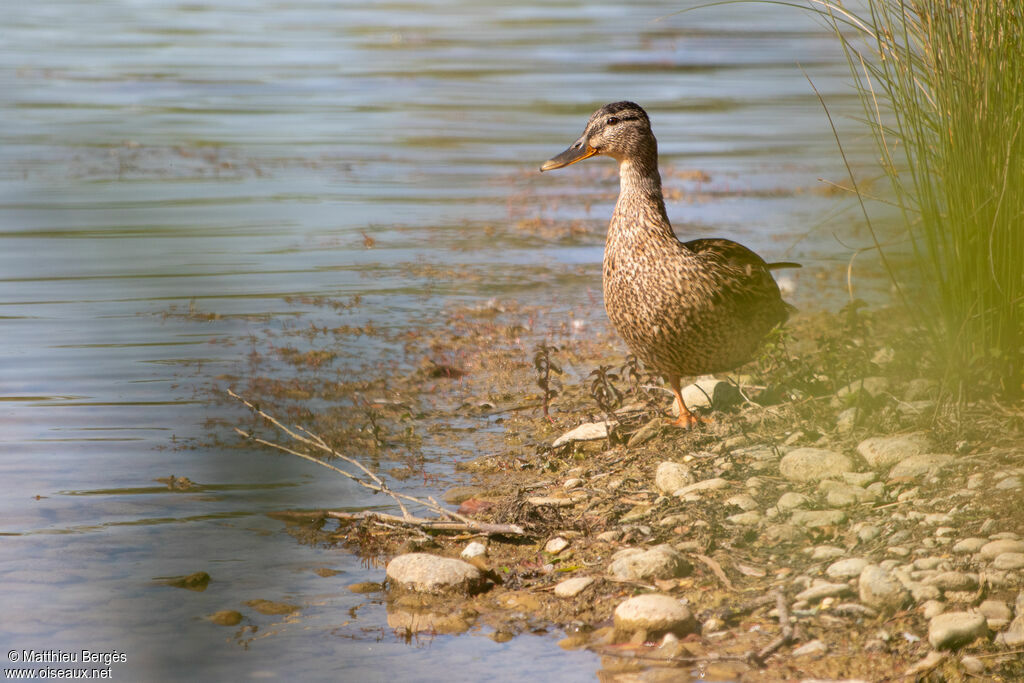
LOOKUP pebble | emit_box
[790,509,847,528]
[726,511,762,525]
[460,541,487,559]
[763,524,806,544]
[554,576,594,598]
[888,453,954,479]
[810,545,846,561]
[725,493,759,511]
[607,545,693,582]
[777,492,810,510]
[978,599,1011,629]
[995,476,1022,490]
[779,448,855,482]
[820,480,876,507]
[552,421,612,447]
[826,558,870,579]
[904,378,938,401]
[208,610,243,626]
[386,553,485,595]
[960,656,985,675]
[626,418,663,447]
[928,611,988,650]
[859,564,911,614]
[979,539,1024,559]
[545,537,569,555]
[791,639,828,658]
[857,432,932,469]
[796,582,852,602]
[856,524,881,543]
[836,407,858,432]
[904,650,946,677]
[921,600,945,619]
[679,378,741,411]
[562,477,583,489]
[842,471,876,486]
[654,461,694,493]
[923,571,977,592]
[673,477,729,497]
[1002,614,1024,647]
[836,376,890,400]
[613,594,697,639]
[913,557,944,570]
[992,552,1024,570]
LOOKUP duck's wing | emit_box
[681,237,796,318]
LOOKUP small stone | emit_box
[910,583,942,602]
[859,564,911,614]
[791,509,847,528]
[979,539,1024,559]
[461,541,487,559]
[563,477,583,489]
[886,546,910,557]
[978,599,1011,628]
[608,545,693,582]
[627,418,663,447]
[796,582,852,602]
[857,524,881,543]
[672,477,729,497]
[914,557,945,570]
[811,545,846,561]
[386,553,485,595]
[655,461,694,493]
[960,655,985,675]
[792,639,828,658]
[836,407,858,432]
[763,524,806,544]
[995,476,1022,490]
[443,486,483,505]
[827,558,870,579]
[928,611,987,650]
[554,576,594,598]
[904,378,938,401]
[244,599,300,615]
[904,651,946,677]
[843,471,876,486]
[993,552,1024,570]
[924,571,978,592]
[553,421,612,447]
[347,581,383,594]
[779,448,854,482]
[526,495,575,507]
[1003,614,1024,647]
[857,432,932,469]
[836,376,890,400]
[596,530,623,543]
[679,378,740,411]
[545,537,569,555]
[776,492,809,510]
[613,594,696,640]
[208,610,243,626]
[889,453,954,479]
[921,600,945,619]
[726,511,762,525]
[820,480,876,507]
[725,493,759,511]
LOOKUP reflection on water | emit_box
[0,0,868,679]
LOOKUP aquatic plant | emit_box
[533,343,563,417]
[808,0,1024,399]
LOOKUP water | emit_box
[1,1,873,680]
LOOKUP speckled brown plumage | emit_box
[541,101,798,427]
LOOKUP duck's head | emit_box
[540,101,654,172]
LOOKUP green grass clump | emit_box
[815,0,1023,399]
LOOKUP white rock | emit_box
[827,558,870,579]
[613,593,696,638]
[978,599,1011,627]
[679,378,740,411]
[461,541,487,559]
[608,545,692,582]
[859,564,910,614]
[553,421,612,447]
[792,639,828,658]
[386,553,484,595]
[810,545,846,561]
[928,611,987,650]
[952,537,987,554]
[921,600,945,619]
[777,492,810,510]
[979,539,1024,559]
[992,552,1024,570]
[857,432,932,469]
[545,537,569,555]
[779,448,855,482]
[796,582,852,602]
[726,511,762,525]
[923,571,978,592]
[888,453,954,479]
[791,509,847,528]
[672,477,729,497]
[725,493,759,511]
[554,576,594,598]
[655,461,694,494]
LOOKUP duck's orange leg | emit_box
[668,376,713,429]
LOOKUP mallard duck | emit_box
[540,101,798,427]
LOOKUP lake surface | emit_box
[1,1,874,680]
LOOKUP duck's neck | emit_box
[612,154,676,241]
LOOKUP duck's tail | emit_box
[766,261,801,271]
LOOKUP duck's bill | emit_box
[540,143,597,171]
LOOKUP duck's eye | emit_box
[606,116,620,126]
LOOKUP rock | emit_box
[386,553,485,595]
[921,600,945,619]
[978,599,1011,628]
[856,524,881,543]
[1003,615,1024,647]
[613,594,696,639]
[208,610,243,626]
[836,407,858,433]
[627,418,663,448]
[859,564,911,614]
[792,639,828,658]
[347,581,383,594]
[725,493,759,511]
[655,461,694,494]
[443,486,484,505]
[608,545,693,582]
[820,480,877,507]
[796,582,852,602]
[924,571,978,592]
[679,378,740,411]
[827,558,870,579]
[763,524,806,544]
[857,432,932,468]
[904,650,946,677]
[995,475,1023,490]
[726,511,762,525]
[979,539,1024,559]
[836,376,890,400]
[554,576,594,598]
[777,492,809,510]
[563,477,583,489]
[904,378,938,401]
[461,542,487,559]
[553,421,612,447]
[843,471,876,486]
[928,611,988,650]
[244,599,300,615]
[545,537,569,555]
[779,448,854,482]
[992,552,1024,570]
[166,571,211,591]
[960,655,985,675]
[790,509,847,528]
[952,537,987,554]
[810,545,846,561]
[888,453,954,479]
[387,607,473,635]
[673,477,729,497]
[596,530,623,543]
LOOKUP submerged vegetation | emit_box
[811,0,1024,400]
